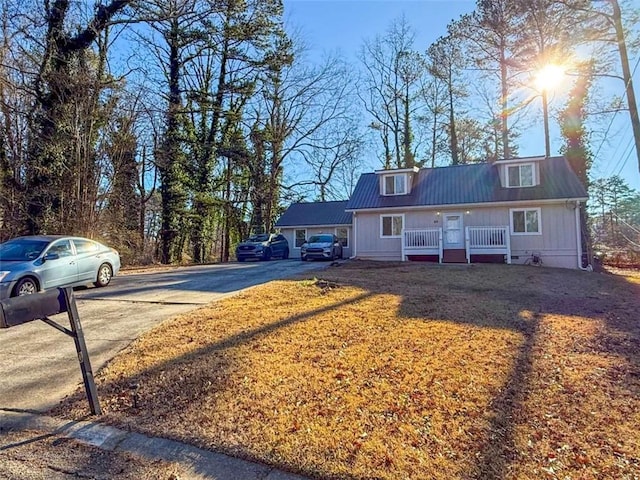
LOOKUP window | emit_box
[49,240,73,257]
[294,229,307,248]
[507,164,534,187]
[383,174,407,195]
[510,208,541,235]
[73,239,98,254]
[380,214,403,238]
[335,227,349,248]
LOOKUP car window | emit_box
[0,239,49,261]
[248,234,269,242]
[73,239,99,254]
[49,240,74,257]
[308,235,333,243]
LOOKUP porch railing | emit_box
[464,226,511,264]
[402,228,443,262]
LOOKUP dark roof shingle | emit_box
[275,200,352,227]
[346,156,587,210]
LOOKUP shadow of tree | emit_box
[49,262,640,480]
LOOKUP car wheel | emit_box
[262,248,271,261]
[283,248,289,259]
[13,277,38,297]
[94,263,113,287]
[339,249,344,260]
[301,255,307,261]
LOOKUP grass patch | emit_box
[54,262,640,479]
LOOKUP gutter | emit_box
[345,197,589,214]
[575,200,593,271]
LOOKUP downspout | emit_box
[350,212,357,259]
[575,201,592,271]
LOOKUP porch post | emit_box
[401,228,406,261]
[505,227,512,264]
[465,227,471,263]
[438,228,443,263]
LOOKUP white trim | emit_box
[494,156,546,164]
[345,197,588,213]
[351,212,357,258]
[509,207,542,235]
[375,166,419,174]
[380,213,404,238]
[335,226,349,248]
[293,228,307,249]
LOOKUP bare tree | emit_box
[358,16,426,168]
[427,33,468,165]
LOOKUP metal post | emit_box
[62,287,101,415]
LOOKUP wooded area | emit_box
[0,0,638,264]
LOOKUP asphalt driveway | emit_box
[0,259,329,413]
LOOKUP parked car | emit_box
[300,234,343,261]
[0,235,121,299]
[235,233,289,262]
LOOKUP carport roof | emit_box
[275,201,352,227]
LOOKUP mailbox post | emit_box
[0,287,101,415]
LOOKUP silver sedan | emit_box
[0,235,121,299]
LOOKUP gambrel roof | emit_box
[346,156,588,211]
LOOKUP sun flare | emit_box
[535,64,565,92]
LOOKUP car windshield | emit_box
[247,234,269,242]
[308,235,333,243]
[0,239,49,261]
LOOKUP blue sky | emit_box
[283,0,640,190]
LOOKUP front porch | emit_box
[402,226,512,264]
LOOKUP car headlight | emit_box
[322,247,331,252]
[301,246,307,252]
[0,271,10,282]
[255,246,263,252]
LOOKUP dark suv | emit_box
[235,233,290,262]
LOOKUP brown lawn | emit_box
[54,262,640,480]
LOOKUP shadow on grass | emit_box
[51,262,640,480]
[312,261,640,479]
[51,288,375,477]
[390,264,640,480]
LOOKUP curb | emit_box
[0,410,309,480]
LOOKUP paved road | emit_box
[0,260,328,413]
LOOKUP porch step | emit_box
[443,249,467,263]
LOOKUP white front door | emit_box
[443,213,464,249]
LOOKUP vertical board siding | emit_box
[355,203,579,268]
[355,212,403,260]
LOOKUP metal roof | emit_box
[346,156,588,210]
[275,200,352,227]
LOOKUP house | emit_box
[275,156,589,269]
[275,200,353,259]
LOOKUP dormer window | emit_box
[507,163,534,187]
[383,174,407,195]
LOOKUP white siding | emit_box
[354,203,580,268]
[353,212,403,261]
